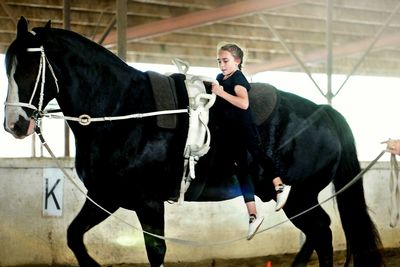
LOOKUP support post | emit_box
[116,0,127,61]
[326,0,333,105]
[63,0,71,157]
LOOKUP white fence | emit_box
[0,158,399,266]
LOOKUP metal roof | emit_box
[1,0,400,77]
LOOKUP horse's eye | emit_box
[15,63,36,79]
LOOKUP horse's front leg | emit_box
[67,197,117,267]
[136,200,166,267]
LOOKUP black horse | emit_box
[4,17,383,267]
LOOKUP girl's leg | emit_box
[245,201,257,215]
[272,176,283,186]
[236,167,264,240]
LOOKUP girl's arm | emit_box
[212,84,249,110]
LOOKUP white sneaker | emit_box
[247,216,264,240]
[275,184,291,211]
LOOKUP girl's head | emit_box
[217,43,245,75]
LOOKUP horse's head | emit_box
[4,16,56,138]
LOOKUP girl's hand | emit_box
[211,83,224,96]
[384,139,400,155]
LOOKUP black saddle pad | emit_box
[249,83,277,125]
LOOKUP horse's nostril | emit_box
[8,122,15,130]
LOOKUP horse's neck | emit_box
[53,49,151,118]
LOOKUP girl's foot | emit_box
[247,214,264,240]
[275,184,291,211]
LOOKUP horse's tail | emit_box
[323,105,383,267]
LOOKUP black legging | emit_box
[234,137,255,203]
[227,122,279,203]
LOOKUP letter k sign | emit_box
[43,168,64,217]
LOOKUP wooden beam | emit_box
[97,16,116,44]
[246,33,400,74]
[0,0,16,26]
[97,0,302,45]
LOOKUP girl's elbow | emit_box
[240,103,249,110]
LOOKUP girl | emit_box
[211,43,291,240]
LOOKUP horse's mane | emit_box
[37,27,129,69]
[6,25,132,75]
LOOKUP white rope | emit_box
[35,127,173,242]
[42,109,188,126]
[256,150,386,236]
[36,123,387,246]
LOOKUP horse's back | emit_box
[255,86,343,188]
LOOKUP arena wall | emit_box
[0,158,399,266]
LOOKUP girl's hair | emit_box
[218,43,245,70]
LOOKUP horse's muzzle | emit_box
[5,115,36,139]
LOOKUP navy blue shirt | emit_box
[215,70,253,127]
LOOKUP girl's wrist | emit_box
[215,86,223,96]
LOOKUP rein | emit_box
[4,46,188,125]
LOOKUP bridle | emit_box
[4,45,188,126]
[4,45,59,119]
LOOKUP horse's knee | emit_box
[66,222,81,249]
[67,220,102,267]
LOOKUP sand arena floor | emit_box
[24,247,400,267]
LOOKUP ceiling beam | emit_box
[0,0,16,26]
[97,0,302,46]
[246,33,400,74]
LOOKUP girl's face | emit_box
[217,50,240,76]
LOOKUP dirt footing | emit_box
[18,247,400,267]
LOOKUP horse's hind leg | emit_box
[67,198,117,267]
[136,200,166,267]
[285,190,333,267]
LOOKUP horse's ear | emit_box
[16,16,28,39]
[44,20,51,29]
